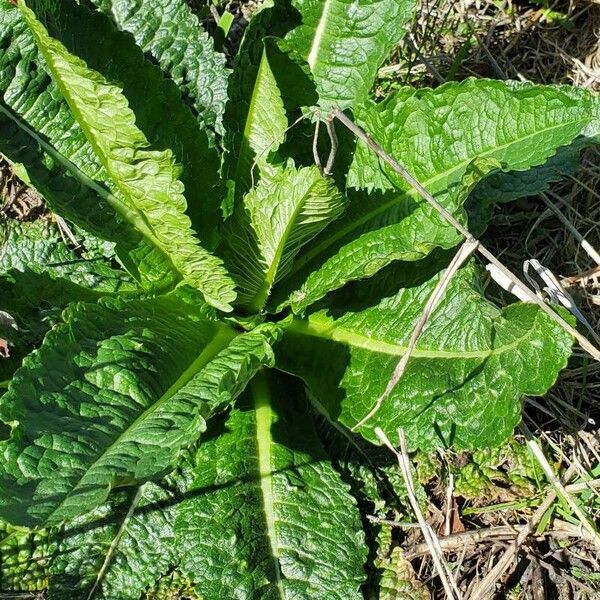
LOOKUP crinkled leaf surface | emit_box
[175,372,367,599]
[0,219,137,381]
[223,164,345,311]
[48,482,176,600]
[0,2,180,294]
[25,0,223,247]
[226,41,288,203]
[0,521,51,592]
[0,293,279,526]
[18,3,236,311]
[276,259,573,450]
[272,79,597,312]
[0,220,135,294]
[223,22,319,208]
[285,0,417,110]
[86,0,229,134]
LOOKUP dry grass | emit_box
[377,1,600,598]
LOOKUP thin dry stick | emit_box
[403,34,446,83]
[54,214,81,250]
[521,423,600,548]
[352,239,479,431]
[404,520,600,560]
[444,472,455,537]
[249,113,307,187]
[376,427,462,600]
[540,192,600,267]
[312,116,323,175]
[85,486,144,600]
[324,118,338,176]
[466,463,577,600]
[331,107,600,362]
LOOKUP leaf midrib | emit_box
[306,0,333,71]
[248,182,316,312]
[0,103,154,243]
[286,312,538,360]
[235,46,271,193]
[289,116,588,275]
[47,323,237,523]
[252,374,285,596]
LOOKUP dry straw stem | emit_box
[352,239,479,431]
[403,519,600,560]
[331,107,600,362]
[85,485,144,600]
[540,191,600,267]
[466,462,578,600]
[376,427,463,600]
[520,422,600,547]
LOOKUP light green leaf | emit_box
[223,164,346,312]
[277,157,499,313]
[276,260,573,450]
[86,0,229,134]
[0,294,279,526]
[25,0,223,247]
[273,79,597,312]
[19,2,236,311]
[227,42,288,202]
[376,547,430,600]
[285,0,417,110]
[175,371,367,599]
[222,1,320,210]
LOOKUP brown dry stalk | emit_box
[403,519,600,560]
[466,463,578,600]
[331,107,600,362]
[376,427,463,600]
[352,238,479,431]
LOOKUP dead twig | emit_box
[352,239,479,431]
[466,463,578,600]
[403,519,600,560]
[376,427,462,600]
[323,117,338,176]
[331,107,600,362]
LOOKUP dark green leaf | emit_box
[0,293,279,526]
[85,0,229,134]
[175,371,367,599]
[276,260,573,450]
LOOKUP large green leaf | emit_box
[223,6,318,206]
[285,0,417,110]
[48,482,177,600]
[223,164,345,312]
[25,0,223,247]
[0,2,213,298]
[18,2,236,311]
[276,259,572,450]
[226,41,288,203]
[0,293,279,526]
[86,0,229,134]
[175,371,367,599]
[272,79,597,312]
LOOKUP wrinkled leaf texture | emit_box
[276,260,573,449]
[272,79,598,313]
[0,292,279,526]
[18,2,235,311]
